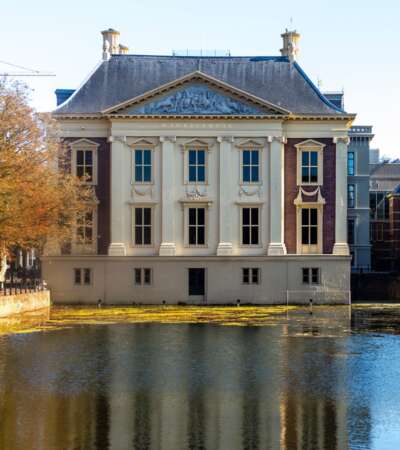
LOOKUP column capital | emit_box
[217,136,234,144]
[333,136,350,145]
[159,136,176,143]
[268,136,287,144]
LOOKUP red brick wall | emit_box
[62,138,111,255]
[284,138,336,254]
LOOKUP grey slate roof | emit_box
[54,55,346,116]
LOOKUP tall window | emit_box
[301,208,318,247]
[134,207,152,245]
[134,149,152,183]
[242,150,259,183]
[242,207,259,245]
[76,149,93,182]
[188,207,205,245]
[348,218,355,245]
[188,149,206,183]
[370,192,389,220]
[76,211,94,246]
[348,151,355,175]
[301,150,318,183]
[348,184,355,208]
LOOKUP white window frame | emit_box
[182,139,210,185]
[296,204,323,254]
[242,267,261,285]
[302,267,321,285]
[132,205,154,247]
[182,201,211,248]
[295,140,325,186]
[134,268,153,286]
[131,139,155,185]
[73,268,92,286]
[70,139,99,185]
[72,207,98,255]
[240,206,261,247]
[236,140,263,186]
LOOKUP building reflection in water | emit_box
[0,316,376,450]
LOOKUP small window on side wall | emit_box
[302,268,320,285]
[74,268,92,285]
[242,268,260,285]
[134,268,153,286]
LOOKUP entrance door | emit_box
[188,268,205,300]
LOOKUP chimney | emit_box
[101,28,120,60]
[280,29,300,62]
[119,44,129,54]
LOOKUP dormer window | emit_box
[70,139,99,185]
[295,140,325,186]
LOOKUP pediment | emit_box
[103,71,290,117]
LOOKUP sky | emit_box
[2,0,400,158]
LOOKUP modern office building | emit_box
[42,29,354,304]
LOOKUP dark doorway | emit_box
[188,268,205,296]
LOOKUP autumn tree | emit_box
[0,78,93,282]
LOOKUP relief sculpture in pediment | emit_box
[127,84,263,115]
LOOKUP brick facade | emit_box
[284,138,336,254]
[63,138,111,255]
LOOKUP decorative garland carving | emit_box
[239,185,262,198]
[294,186,326,205]
[133,186,153,197]
[186,186,207,200]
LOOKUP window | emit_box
[71,139,98,185]
[76,211,94,246]
[188,207,206,246]
[348,152,355,175]
[134,149,152,183]
[242,149,259,183]
[301,208,318,246]
[348,184,355,208]
[296,140,324,186]
[188,149,206,183]
[301,150,318,183]
[370,192,389,220]
[302,268,320,285]
[76,149,93,181]
[134,268,152,286]
[74,268,91,285]
[241,207,259,245]
[348,218,355,245]
[242,268,260,285]
[134,207,152,245]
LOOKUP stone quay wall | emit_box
[0,290,51,318]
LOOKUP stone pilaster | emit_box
[267,136,287,255]
[159,136,177,256]
[108,136,127,256]
[217,136,234,255]
[333,136,350,255]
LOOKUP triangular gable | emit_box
[102,71,290,117]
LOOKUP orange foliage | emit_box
[0,78,93,260]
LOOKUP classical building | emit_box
[42,28,354,304]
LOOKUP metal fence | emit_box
[0,268,45,296]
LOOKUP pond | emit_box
[0,306,399,450]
